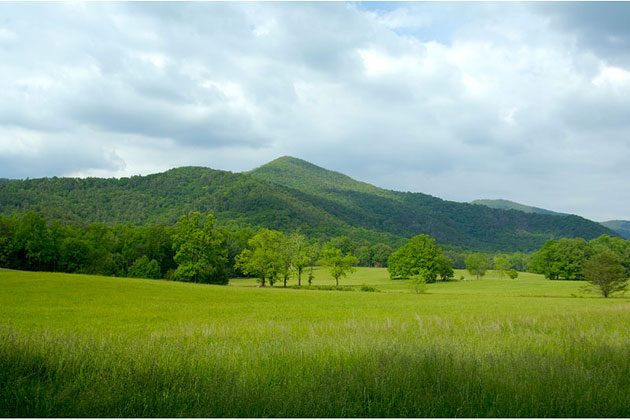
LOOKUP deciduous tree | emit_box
[583,251,628,298]
[436,254,454,281]
[466,253,489,280]
[320,246,358,287]
[388,234,441,282]
[235,229,285,286]
[493,256,511,280]
[172,212,228,284]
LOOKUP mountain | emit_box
[470,199,568,216]
[248,157,615,251]
[600,220,630,239]
[0,156,618,252]
[472,198,630,239]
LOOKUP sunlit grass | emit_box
[1,268,629,417]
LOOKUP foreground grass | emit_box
[1,269,630,417]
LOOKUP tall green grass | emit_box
[1,269,630,417]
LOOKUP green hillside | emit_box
[249,157,616,250]
[472,198,630,239]
[600,220,630,239]
[0,157,617,252]
[471,198,567,216]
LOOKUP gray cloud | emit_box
[532,2,630,67]
[0,2,629,220]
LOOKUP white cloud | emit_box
[0,2,629,220]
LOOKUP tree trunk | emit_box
[335,277,339,287]
[298,269,302,286]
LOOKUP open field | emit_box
[1,268,630,417]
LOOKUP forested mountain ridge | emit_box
[470,199,568,216]
[471,197,629,239]
[600,220,630,239]
[251,157,616,251]
[0,156,618,252]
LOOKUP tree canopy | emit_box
[583,251,628,298]
[387,234,442,283]
[235,229,286,286]
[172,212,228,284]
[320,246,358,287]
[465,253,489,280]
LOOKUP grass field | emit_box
[1,267,630,417]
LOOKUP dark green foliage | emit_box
[599,220,630,239]
[530,238,594,280]
[128,256,161,279]
[508,252,529,272]
[0,157,617,253]
[249,157,617,251]
[527,235,630,283]
[172,212,229,285]
[589,234,630,277]
[387,234,442,282]
[224,226,256,277]
[471,199,567,216]
[360,285,379,292]
[507,269,519,279]
[583,251,628,298]
[436,254,455,281]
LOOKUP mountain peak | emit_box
[249,156,394,198]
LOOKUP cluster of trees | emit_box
[529,235,629,297]
[386,236,521,287]
[0,212,177,279]
[2,211,627,297]
[529,236,630,281]
[0,211,367,286]
[387,235,453,283]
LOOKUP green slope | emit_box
[600,220,630,239]
[471,199,567,216]
[248,157,616,251]
[471,198,630,239]
[0,156,619,252]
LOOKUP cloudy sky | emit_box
[1,2,629,221]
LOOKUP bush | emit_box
[360,285,379,292]
[128,256,161,279]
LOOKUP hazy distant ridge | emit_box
[471,198,629,239]
[600,220,630,239]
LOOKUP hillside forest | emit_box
[1,211,629,294]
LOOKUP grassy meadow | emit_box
[1,267,630,417]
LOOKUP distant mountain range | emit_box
[471,198,629,239]
[0,156,619,251]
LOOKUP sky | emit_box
[1,2,629,222]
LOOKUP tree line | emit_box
[0,211,388,285]
[2,211,627,296]
[389,233,629,297]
